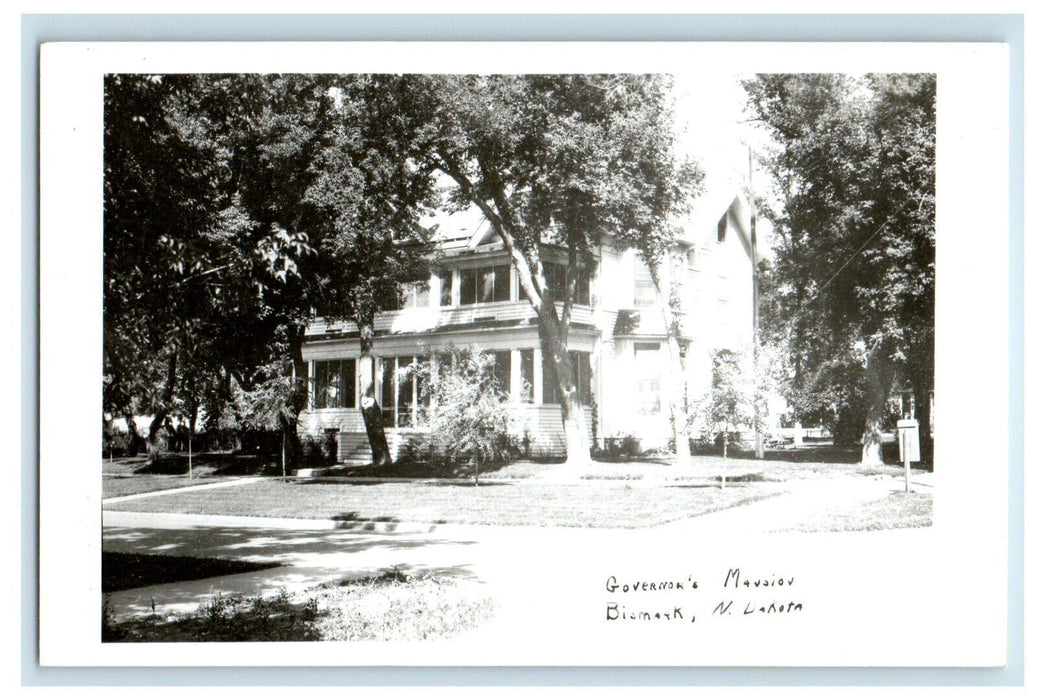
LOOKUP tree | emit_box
[402,74,701,466]
[744,74,935,465]
[311,75,439,466]
[104,74,436,466]
[706,349,752,489]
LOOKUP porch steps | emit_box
[337,431,373,465]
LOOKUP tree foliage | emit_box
[411,348,516,483]
[706,349,752,449]
[743,74,935,461]
[103,74,435,460]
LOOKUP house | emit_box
[298,192,756,463]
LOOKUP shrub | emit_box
[410,347,518,483]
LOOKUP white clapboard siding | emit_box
[326,404,597,463]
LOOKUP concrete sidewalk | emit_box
[103,476,267,505]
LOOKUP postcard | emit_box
[38,40,1009,668]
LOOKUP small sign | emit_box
[897,419,920,463]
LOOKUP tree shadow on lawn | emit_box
[103,551,280,592]
[132,453,282,477]
[104,525,470,565]
[749,442,928,468]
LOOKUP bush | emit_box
[597,432,641,459]
[410,348,518,482]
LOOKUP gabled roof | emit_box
[419,206,494,252]
[678,189,755,261]
[418,187,756,259]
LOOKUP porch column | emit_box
[532,348,543,404]
[510,349,522,404]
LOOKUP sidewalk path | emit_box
[103,477,267,505]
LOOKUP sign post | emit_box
[897,418,920,492]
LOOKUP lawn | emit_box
[102,453,286,499]
[104,569,494,642]
[103,477,786,529]
[103,474,239,499]
[781,490,934,533]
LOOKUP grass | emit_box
[102,551,280,593]
[781,490,934,533]
[104,478,785,528]
[104,569,494,642]
[103,474,238,499]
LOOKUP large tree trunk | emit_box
[907,330,934,464]
[538,306,592,468]
[283,325,308,467]
[909,364,933,464]
[358,322,392,467]
[122,411,144,456]
[665,337,692,466]
[146,348,178,464]
[860,336,896,466]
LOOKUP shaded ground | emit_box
[104,569,494,643]
[102,551,281,592]
[103,454,292,498]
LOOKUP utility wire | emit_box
[801,203,905,308]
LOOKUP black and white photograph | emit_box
[38,41,1010,668]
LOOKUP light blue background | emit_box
[22,13,1024,687]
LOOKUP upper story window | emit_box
[687,247,701,270]
[523,260,591,305]
[633,255,658,308]
[399,281,431,309]
[460,264,511,305]
[437,270,453,307]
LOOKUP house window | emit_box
[460,264,511,304]
[687,247,700,269]
[438,270,453,307]
[491,350,511,395]
[542,351,591,406]
[633,255,657,308]
[519,349,535,403]
[400,281,430,309]
[312,359,356,409]
[524,261,591,305]
[380,356,428,427]
[634,343,661,414]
